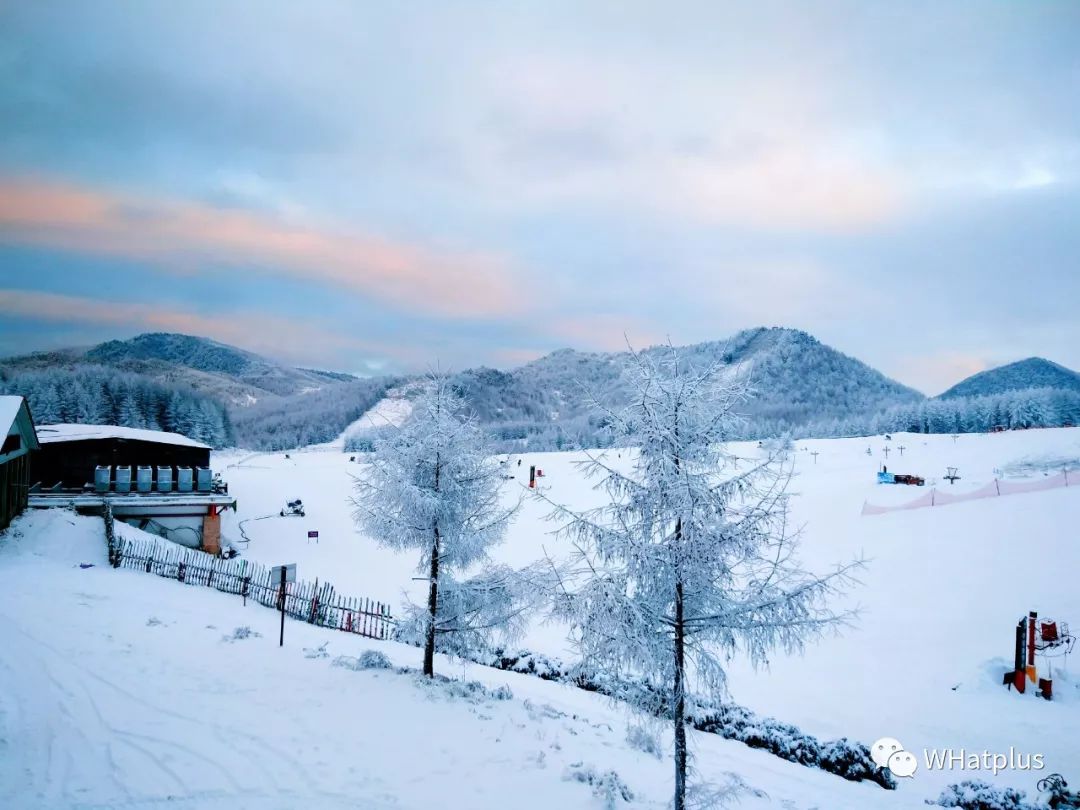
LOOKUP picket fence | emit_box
[104,505,392,639]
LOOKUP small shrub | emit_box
[357,649,392,670]
[221,626,260,642]
[563,762,634,808]
[625,724,663,759]
[927,780,1037,810]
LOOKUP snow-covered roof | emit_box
[0,396,25,436]
[35,424,210,449]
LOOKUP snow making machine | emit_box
[280,498,306,517]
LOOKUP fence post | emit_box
[103,500,120,568]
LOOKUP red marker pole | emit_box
[1027,611,1037,681]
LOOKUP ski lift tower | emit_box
[945,467,961,484]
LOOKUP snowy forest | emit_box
[0,366,234,447]
[230,377,396,449]
[800,386,1080,440]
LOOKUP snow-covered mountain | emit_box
[460,327,924,448]
[938,357,1080,400]
[12,329,1079,451]
[2,332,357,406]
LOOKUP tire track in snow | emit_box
[0,610,393,808]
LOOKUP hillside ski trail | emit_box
[0,609,397,809]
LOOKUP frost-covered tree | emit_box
[545,347,859,810]
[352,376,518,677]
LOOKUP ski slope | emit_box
[308,396,414,452]
[214,427,1080,800]
[2,510,916,810]
[2,428,1078,807]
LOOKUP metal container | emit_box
[137,466,153,493]
[156,466,173,493]
[196,467,213,493]
[114,466,132,493]
[177,466,193,493]
[94,465,111,493]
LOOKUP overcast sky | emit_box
[1,1,1078,394]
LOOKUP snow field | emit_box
[217,428,1080,800]
[1,510,913,809]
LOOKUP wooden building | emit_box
[1,396,40,531]
[31,424,211,490]
[28,424,233,556]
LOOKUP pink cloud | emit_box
[0,288,427,367]
[0,177,524,319]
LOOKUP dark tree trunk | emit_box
[672,405,687,810]
[423,452,442,678]
[423,525,440,677]
[673,516,687,810]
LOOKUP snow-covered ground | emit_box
[308,396,414,452]
[3,427,1079,807]
[2,510,911,810]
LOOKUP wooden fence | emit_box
[110,529,392,640]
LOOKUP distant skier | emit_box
[517,458,521,467]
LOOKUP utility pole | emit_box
[883,446,891,459]
[898,445,906,457]
[810,451,819,465]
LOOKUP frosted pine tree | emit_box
[546,346,859,810]
[353,376,518,677]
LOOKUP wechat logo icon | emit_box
[872,737,918,778]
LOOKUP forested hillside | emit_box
[5,329,1079,452]
[466,328,924,450]
[939,357,1080,399]
[230,377,399,449]
[802,387,1080,439]
[4,333,355,406]
[0,366,233,447]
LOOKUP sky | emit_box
[0,1,1078,395]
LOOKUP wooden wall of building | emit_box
[1,452,30,530]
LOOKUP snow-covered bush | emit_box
[413,673,513,704]
[391,639,894,789]
[221,626,260,642]
[625,724,663,759]
[927,780,1037,810]
[356,649,392,670]
[563,762,634,807]
[691,707,893,790]
[332,653,396,672]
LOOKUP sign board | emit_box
[307,530,319,539]
[270,563,297,584]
